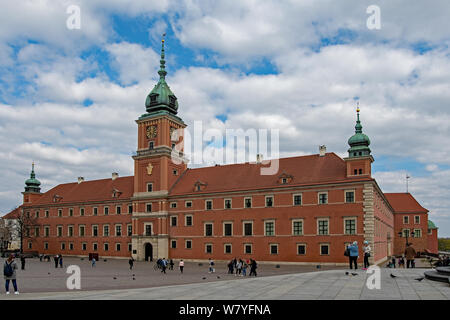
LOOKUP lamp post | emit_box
[398,230,415,250]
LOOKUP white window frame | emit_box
[116,205,121,214]
[292,219,304,236]
[103,224,110,237]
[414,228,422,238]
[171,215,178,227]
[185,201,193,208]
[264,220,276,236]
[204,222,213,237]
[170,202,177,208]
[244,243,253,254]
[171,240,177,249]
[318,192,328,204]
[82,242,87,251]
[265,195,274,207]
[104,206,109,215]
[242,220,253,236]
[205,243,213,254]
[317,218,329,235]
[344,217,357,235]
[93,207,98,216]
[224,243,232,254]
[147,183,153,192]
[127,224,132,236]
[104,243,109,251]
[205,199,213,210]
[67,225,74,237]
[297,243,307,255]
[92,224,98,237]
[244,197,252,208]
[185,215,193,227]
[293,193,302,206]
[224,198,232,209]
[144,223,153,236]
[146,203,152,213]
[115,224,122,236]
[116,243,121,251]
[92,243,98,251]
[414,215,420,224]
[57,225,63,237]
[223,221,233,237]
[79,225,86,237]
[403,216,409,224]
[320,243,330,255]
[80,207,85,216]
[185,239,192,249]
[270,243,279,255]
[345,190,355,203]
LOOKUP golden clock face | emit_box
[146,125,157,139]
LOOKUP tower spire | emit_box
[158,33,167,80]
[347,102,371,158]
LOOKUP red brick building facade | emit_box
[4,40,438,265]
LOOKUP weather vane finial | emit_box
[356,101,360,113]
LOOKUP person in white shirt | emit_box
[363,241,371,270]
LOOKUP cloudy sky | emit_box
[1,0,449,236]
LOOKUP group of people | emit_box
[345,240,372,270]
[53,254,64,268]
[156,258,176,273]
[226,258,258,277]
[388,243,417,268]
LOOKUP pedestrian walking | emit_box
[363,241,371,270]
[4,254,19,295]
[347,241,359,270]
[208,258,215,273]
[405,243,416,268]
[92,257,96,267]
[179,259,184,273]
[391,256,396,268]
[59,255,63,268]
[236,260,242,276]
[242,261,248,276]
[169,259,174,270]
[129,257,134,270]
[20,256,25,270]
[39,254,43,262]
[227,260,234,274]
[53,255,59,268]
[249,259,257,277]
[161,258,167,274]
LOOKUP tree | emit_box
[0,220,12,251]
[16,209,40,253]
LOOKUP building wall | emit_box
[427,228,438,254]
[372,187,394,264]
[393,212,428,255]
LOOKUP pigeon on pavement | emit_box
[351,273,358,276]
[390,274,397,278]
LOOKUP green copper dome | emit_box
[145,37,178,115]
[348,106,371,157]
[24,163,41,193]
[428,220,438,229]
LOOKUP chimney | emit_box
[77,177,84,184]
[319,145,326,157]
[256,154,263,164]
[112,172,119,180]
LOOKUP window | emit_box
[35,227,40,237]
[243,222,253,236]
[147,183,153,192]
[116,225,122,236]
[44,226,50,237]
[146,203,152,212]
[149,141,154,150]
[402,229,410,238]
[145,224,152,236]
[354,169,358,175]
[68,225,74,237]
[128,205,133,214]
[79,225,85,237]
[92,225,98,237]
[93,207,98,216]
[244,197,252,208]
[320,244,329,255]
[128,243,132,252]
[206,200,213,210]
[403,216,409,224]
[171,216,177,227]
[69,208,73,217]
[171,240,177,249]
[205,244,213,254]
[173,169,178,175]
[44,242,49,250]
[35,211,39,218]
[292,220,303,235]
[127,224,132,236]
[185,215,193,226]
[116,243,121,251]
[224,244,232,254]
[116,206,121,214]
[93,243,98,251]
[45,210,49,218]
[359,169,363,175]
[282,178,287,184]
[104,243,109,251]
[318,192,328,204]
[170,202,177,208]
[69,243,74,251]
[28,242,32,249]
[293,194,302,206]
[318,219,329,235]
[104,206,109,215]
[82,243,87,251]
[58,209,62,217]
[224,223,233,236]
[414,229,422,238]
[345,191,355,203]
[414,216,420,224]
[185,240,192,249]
[57,226,63,237]
[265,196,273,207]
[61,243,65,250]
[265,221,275,236]
[224,199,232,209]
[244,244,252,254]
[270,244,278,255]
[344,218,356,235]
[205,223,213,236]
[297,244,306,255]
[103,225,110,236]
[185,201,192,208]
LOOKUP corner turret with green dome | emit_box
[143,34,179,117]
[348,103,371,158]
[24,162,41,193]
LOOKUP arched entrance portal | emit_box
[144,243,153,262]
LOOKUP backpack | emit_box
[4,262,13,277]
[344,248,350,257]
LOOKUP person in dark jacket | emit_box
[54,255,59,268]
[20,256,25,270]
[249,259,257,277]
[59,255,63,268]
[129,258,134,270]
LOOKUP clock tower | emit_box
[131,36,187,261]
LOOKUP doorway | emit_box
[144,243,153,261]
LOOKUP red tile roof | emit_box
[2,207,19,219]
[170,153,372,195]
[384,193,428,213]
[31,176,134,206]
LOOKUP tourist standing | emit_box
[242,260,248,276]
[129,257,134,270]
[92,257,96,267]
[208,258,215,273]
[179,259,184,273]
[59,255,63,268]
[405,243,416,268]
[236,260,242,276]
[363,241,371,270]
[54,255,59,268]
[4,254,19,295]
[348,241,359,270]
[169,259,174,271]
